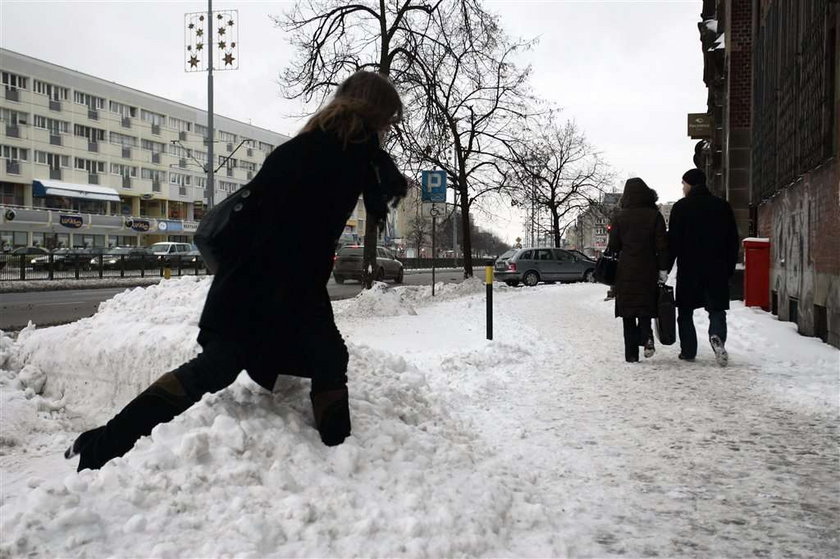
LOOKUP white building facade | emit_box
[0,48,292,250]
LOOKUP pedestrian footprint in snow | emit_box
[666,168,739,366]
[607,178,669,363]
[66,71,407,471]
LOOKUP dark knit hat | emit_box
[682,168,706,187]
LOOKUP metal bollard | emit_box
[485,265,493,340]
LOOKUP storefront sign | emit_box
[687,113,712,139]
[182,221,199,233]
[157,220,183,232]
[59,214,83,229]
[127,219,150,232]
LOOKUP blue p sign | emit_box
[421,170,447,203]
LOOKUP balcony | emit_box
[226,168,234,177]
[151,124,161,135]
[179,158,187,169]
[179,186,187,197]
[179,131,188,141]
[152,180,161,192]
[226,143,233,152]
[6,125,20,138]
[246,148,253,157]
[151,152,161,164]
[50,134,62,146]
[121,117,131,128]
[88,141,99,153]
[122,147,132,159]
[6,159,21,175]
[88,173,100,185]
[50,168,62,180]
[122,176,132,189]
[5,88,20,102]
[88,109,99,120]
[49,100,61,112]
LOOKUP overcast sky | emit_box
[0,0,706,243]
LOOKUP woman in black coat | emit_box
[66,71,407,471]
[607,178,669,362]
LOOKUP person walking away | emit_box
[66,71,407,471]
[667,168,739,366]
[607,178,669,363]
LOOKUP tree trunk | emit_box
[552,208,561,248]
[459,186,473,278]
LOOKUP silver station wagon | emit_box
[494,247,596,287]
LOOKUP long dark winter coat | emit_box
[667,183,739,311]
[196,128,405,387]
[607,181,669,318]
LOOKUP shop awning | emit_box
[32,179,121,203]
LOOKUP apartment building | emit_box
[0,48,295,250]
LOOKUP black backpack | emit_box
[194,183,262,274]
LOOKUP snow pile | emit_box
[1,278,838,557]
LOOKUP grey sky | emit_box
[0,0,706,242]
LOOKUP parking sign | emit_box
[421,170,447,203]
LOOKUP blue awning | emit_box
[32,179,121,203]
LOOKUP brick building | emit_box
[695,0,840,347]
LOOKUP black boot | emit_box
[67,371,194,471]
[310,387,351,446]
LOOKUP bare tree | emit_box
[395,4,535,277]
[511,114,612,248]
[275,0,450,289]
[406,212,431,256]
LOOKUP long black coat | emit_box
[196,129,405,384]
[608,199,668,319]
[666,184,738,311]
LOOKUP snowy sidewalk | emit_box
[1,277,838,557]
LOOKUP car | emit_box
[333,245,404,284]
[0,246,49,269]
[90,247,153,270]
[148,242,204,268]
[494,247,597,287]
[31,248,97,271]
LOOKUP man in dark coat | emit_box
[607,178,669,362]
[667,168,739,366]
[66,71,407,471]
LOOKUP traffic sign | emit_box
[421,170,447,203]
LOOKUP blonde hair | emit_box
[300,71,402,146]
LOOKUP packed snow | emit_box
[1,276,838,557]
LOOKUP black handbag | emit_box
[593,251,619,286]
[655,283,677,345]
[194,183,262,274]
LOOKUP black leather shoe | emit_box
[678,353,695,362]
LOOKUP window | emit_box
[535,249,553,261]
[109,101,137,118]
[109,132,137,147]
[242,138,256,148]
[0,108,28,125]
[74,124,105,142]
[194,123,207,137]
[1,71,28,90]
[240,160,256,172]
[168,143,191,158]
[110,163,137,177]
[218,180,237,193]
[141,139,165,153]
[0,183,23,205]
[218,130,236,143]
[168,116,191,132]
[75,157,105,174]
[218,156,236,169]
[169,172,191,186]
[258,141,273,153]
[141,168,164,181]
[33,115,69,134]
[140,109,165,126]
[193,150,208,164]
[555,250,574,262]
[34,151,69,167]
[194,176,206,188]
[33,80,68,101]
[1,145,28,161]
[73,91,105,109]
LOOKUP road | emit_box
[0,270,467,331]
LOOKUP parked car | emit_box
[91,247,153,270]
[31,248,97,271]
[494,247,597,286]
[333,245,404,284]
[148,242,204,268]
[0,246,49,269]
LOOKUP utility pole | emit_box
[185,2,238,212]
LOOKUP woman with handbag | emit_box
[607,178,669,362]
[65,71,407,471]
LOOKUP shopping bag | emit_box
[655,283,676,345]
[593,251,619,286]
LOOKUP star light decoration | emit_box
[185,10,238,72]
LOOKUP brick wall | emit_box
[728,0,752,128]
